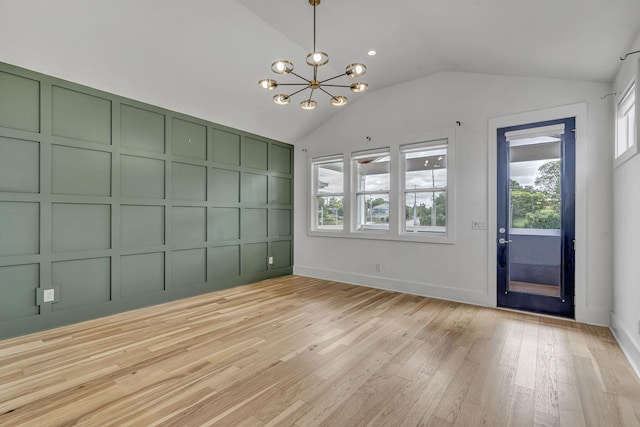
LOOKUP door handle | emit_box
[498,238,512,244]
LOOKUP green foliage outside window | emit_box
[511,160,560,229]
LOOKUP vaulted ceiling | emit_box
[1,0,639,143]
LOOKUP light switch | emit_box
[472,220,487,230]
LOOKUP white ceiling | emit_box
[0,0,639,143]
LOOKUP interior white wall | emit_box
[294,71,613,326]
[611,34,640,375]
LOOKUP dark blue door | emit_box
[497,117,575,318]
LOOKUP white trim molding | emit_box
[611,313,640,378]
[487,103,591,323]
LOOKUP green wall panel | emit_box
[245,137,268,170]
[52,145,111,196]
[172,248,206,288]
[0,71,39,133]
[52,203,111,253]
[210,207,240,241]
[121,252,165,297]
[243,172,268,204]
[245,242,268,273]
[270,144,292,175]
[121,104,165,153]
[0,137,39,193]
[172,118,206,160]
[269,209,291,237]
[0,264,39,322]
[172,162,206,201]
[0,202,39,257]
[269,176,291,205]
[244,208,267,239]
[209,245,240,279]
[52,86,111,144]
[210,168,240,203]
[52,257,111,311]
[120,205,165,248]
[120,155,165,199]
[272,240,292,269]
[0,62,293,340]
[172,206,207,245]
[212,129,240,166]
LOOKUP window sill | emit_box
[307,229,455,244]
[614,143,638,169]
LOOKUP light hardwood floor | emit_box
[1,275,639,426]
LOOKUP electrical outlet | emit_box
[472,220,487,230]
[268,256,274,265]
[376,263,382,272]
[43,288,55,303]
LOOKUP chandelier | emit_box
[258,0,368,110]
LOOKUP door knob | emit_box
[498,238,512,244]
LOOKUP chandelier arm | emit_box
[319,73,348,84]
[313,0,316,53]
[287,87,310,98]
[308,88,315,101]
[277,83,310,86]
[318,87,338,98]
[321,84,351,88]
[290,71,312,83]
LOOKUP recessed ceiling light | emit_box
[368,50,376,56]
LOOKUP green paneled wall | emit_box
[0,62,293,339]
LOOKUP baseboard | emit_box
[610,313,640,378]
[576,306,611,327]
[293,265,493,307]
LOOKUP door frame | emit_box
[487,103,587,321]
[496,117,575,318]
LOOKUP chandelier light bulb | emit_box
[300,99,318,110]
[330,96,348,107]
[346,63,367,78]
[273,94,291,105]
[258,79,277,90]
[306,51,329,66]
[350,82,368,93]
[271,60,293,74]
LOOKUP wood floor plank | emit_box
[0,275,638,426]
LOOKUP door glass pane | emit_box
[508,135,561,297]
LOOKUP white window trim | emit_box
[614,79,638,169]
[351,147,391,234]
[309,154,345,234]
[307,128,455,244]
[399,138,451,239]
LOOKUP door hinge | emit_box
[573,239,576,250]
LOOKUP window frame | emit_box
[307,128,455,244]
[614,79,638,168]
[310,154,345,233]
[400,139,449,236]
[351,148,391,233]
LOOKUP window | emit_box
[616,81,637,164]
[308,129,454,243]
[401,140,448,234]
[312,155,344,231]
[352,149,390,231]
